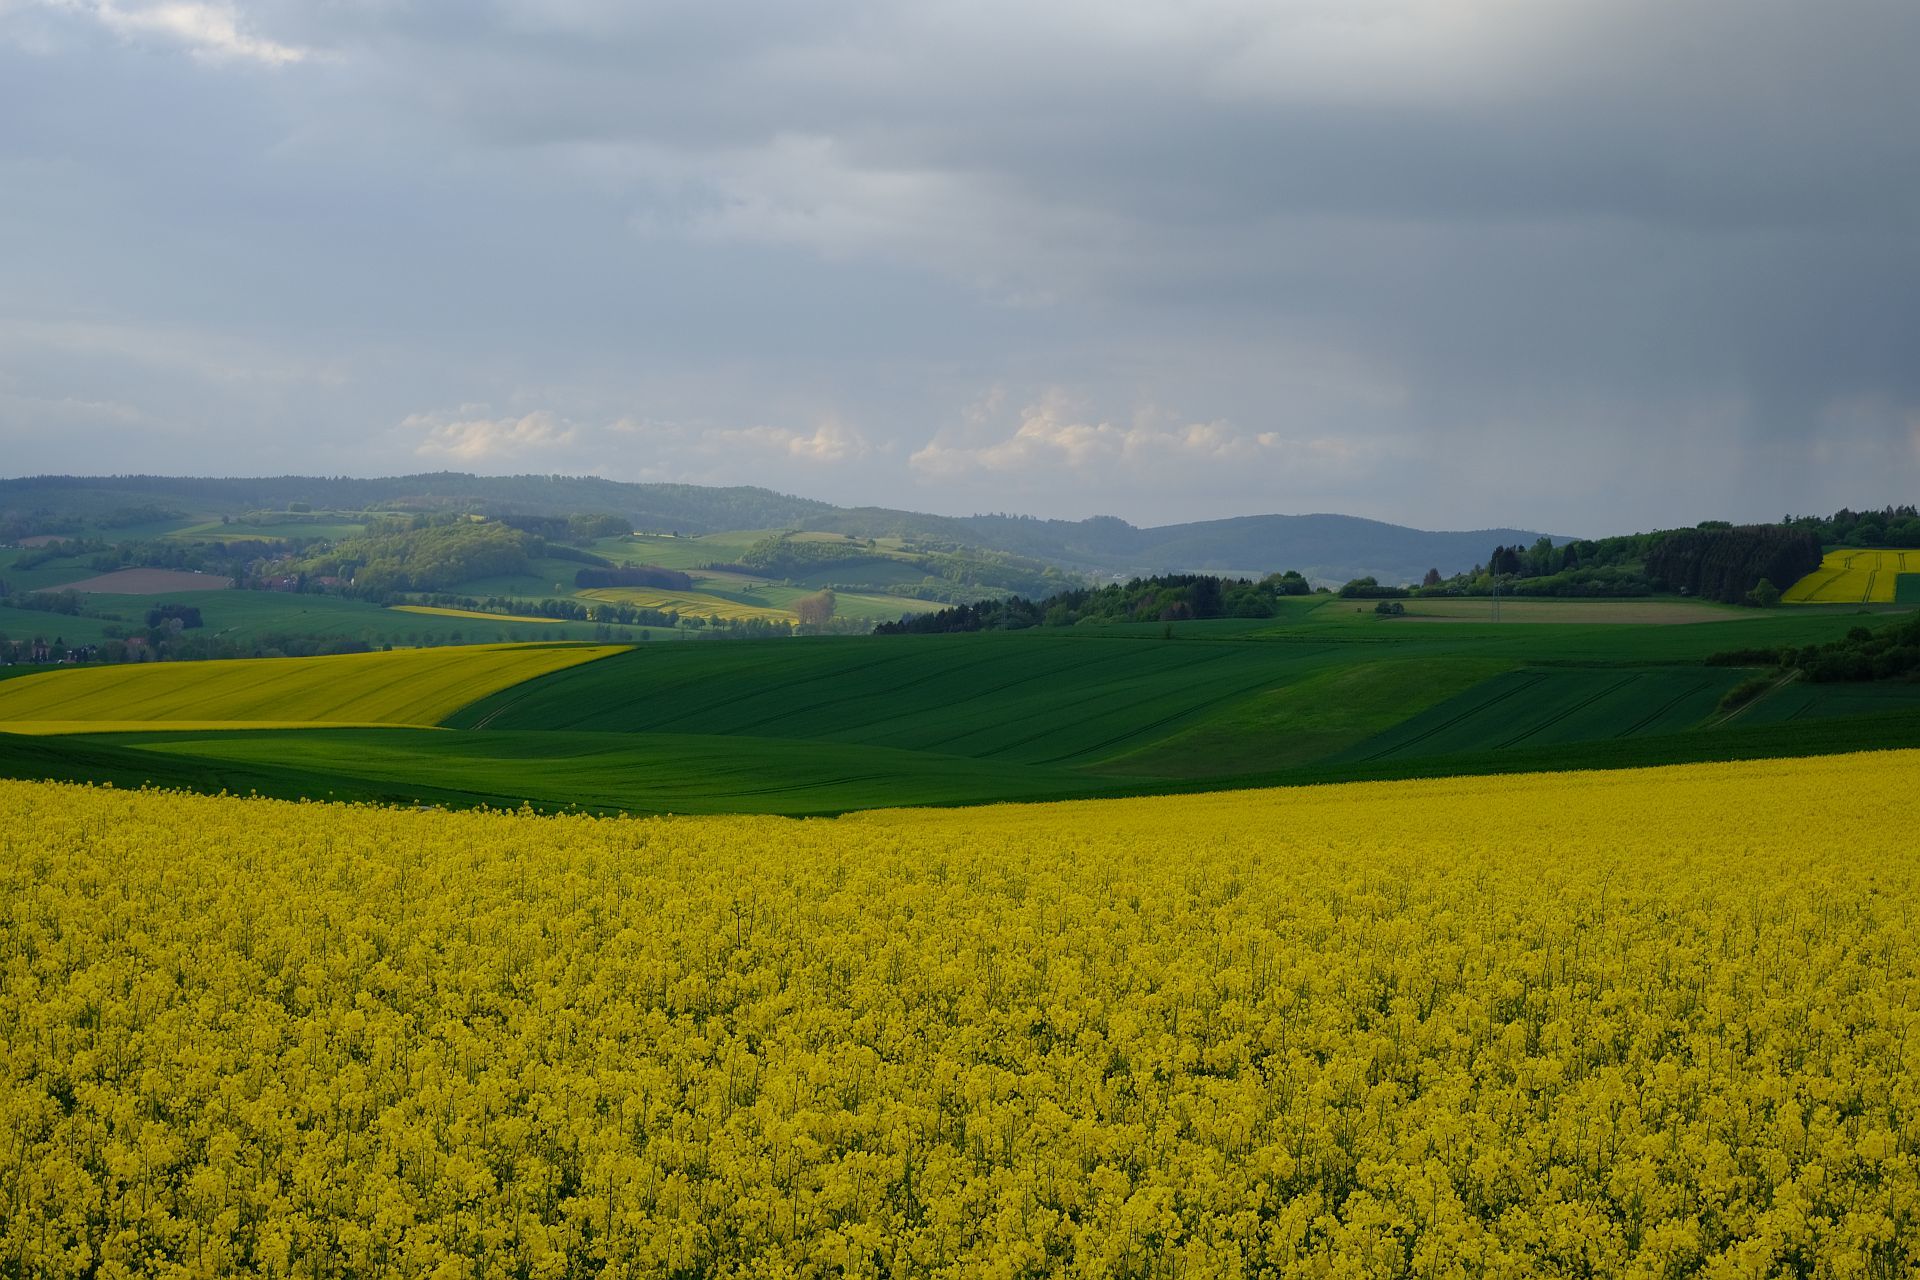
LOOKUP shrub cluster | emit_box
[879,572,1314,633]
[1782,616,1920,683]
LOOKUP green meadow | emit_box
[3,597,1913,813]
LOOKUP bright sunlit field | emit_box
[0,643,620,731]
[1783,549,1916,604]
[2,752,1915,1276]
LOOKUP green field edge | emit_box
[0,730,503,810]
[10,706,1920,817]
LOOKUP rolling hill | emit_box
[5,599,1915,815]
[2,473,1557,585]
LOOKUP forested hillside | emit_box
[0,474,831,538]
[1427,524,1826,605]
[7,476,1908,599]
[1,474,1558,584]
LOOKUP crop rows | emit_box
[451,635,1344,767]
[0,644,620,731]
[1342,668,1744,763]
[1783,550,1911,605]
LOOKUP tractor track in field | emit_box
[1614,676,1716,738]
[1352,672,1546,762]
[1019,661,1299,766]
[1495,673,1642,750]
[941,648,1262,761]
[1710,669,1801,728]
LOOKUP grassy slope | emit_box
[0,730,530,808]
[450,606,1905,772]
[1094,657,1515,776]
[611,531,769,570]
[0,643,620,729]
[0,547,106,593]
[21,704,1920,817]
[97,728,1114,815]
[1280,598,1884,659]
[1332,668,1750,763]
[1247,708,1920,789]
[445,632,1355,767]
[0,612,121,647]
[7,599,1917,815]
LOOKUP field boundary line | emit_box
[1614,676,1715,739]
[462,647,628,730]
[1711,669,1800,728]
[1352,671,1545,762]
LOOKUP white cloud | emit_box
[58,1,308,64]
[403,407,869,472]
[707,417,869,463]
[911,392,1289,479]
[406,408,578,462]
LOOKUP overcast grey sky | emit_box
[2,0,1917,535]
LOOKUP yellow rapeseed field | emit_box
[0,643,620,732]
[388,605,567,625]
[1782,549,1914,604]
[2,753,1917,1277]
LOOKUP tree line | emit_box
[876,572,1314,634]
[573,565,695,591]
[1709,614,1920,684]
[1410,523,1824,605]
[1782,505,1920,548]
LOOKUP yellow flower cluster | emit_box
[2,754,1916,1277]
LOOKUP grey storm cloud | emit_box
[2,0,1917,533]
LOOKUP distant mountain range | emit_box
[807,509,1561,586]
[0,473,1559,586]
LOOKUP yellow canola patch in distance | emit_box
[389,605,567,625]
[577,586,796,621]
[0,642,621,731]
[1782,548,1912,603]
[0,720,420,736]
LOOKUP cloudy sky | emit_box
[2,0,1917,535]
